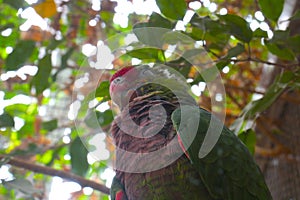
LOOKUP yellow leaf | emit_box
[33,0,57,18]
[188,66,198,78]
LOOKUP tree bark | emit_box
[255,0,300,199]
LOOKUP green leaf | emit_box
[133,12,174,47]
[3,178,41,195]
[265,40,295,61]
[133,12,175,30]
[133,26,169,48]
[191,15,228,33]
[18,122,34,137]
[45,145,64,166]
[190,15,207,31]
[219,14,253,43]
[3,0,27,9]
[279,70,295,83]
[182,48,206,58]
[163,31,194,45]
[166,59,192,77]
[84,111,99,129]
[272,30,290,41]
[126,48,164,61]
[84,110,114,128]
[190,16,230,49]
[70,136,89,177]
[148,12,174,29]
[42,119,58,131]
[5,40,36,71]
[98,110,114,126]
[238,129,256,155]
[165,49,207,78]
[225,43,245,59]
[0,112,14,128]
[253,28,268,38]
[232,71,295,134]
[190,27,205,40]
[216,61,229,69]
[258,0,284,22]
[264,30,296,60]
[156,0,187,20]
[46,38,65,51]
[200,67,219,82]
[30,54,52,94]
[0,23,15,32]
[95,81,110,99]
[287,35,300,54]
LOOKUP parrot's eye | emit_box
[113,77,122,84]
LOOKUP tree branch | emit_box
[205,46,299,69]
[0,155,110,195]
[255,145,290,157]
[227,57,299,69]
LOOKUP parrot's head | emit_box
[109,65,195,110]
[109,65,156,110]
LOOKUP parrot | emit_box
[109,65,272,200]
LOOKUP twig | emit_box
[255,145,289,157]
[249,57,299,69]
[247,43,251,59]
[199,51,299,69]
[224,83,265,94]
[0,155,110,195]
[229,57,298,69]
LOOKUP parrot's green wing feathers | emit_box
[110,176,128,200]
[171,105,272,200]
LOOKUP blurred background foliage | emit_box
[0,0,299,199]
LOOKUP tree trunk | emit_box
[256,0,300,199]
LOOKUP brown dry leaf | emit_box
[21,25,52,42]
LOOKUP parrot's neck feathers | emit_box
[127,82,196,108]
[132,91,164,101]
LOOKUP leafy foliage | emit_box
[218,14,253,43]
[30,54,52,94]
[238,129,256,155]
[5,40,36,71]
[258,0,284,22]
[156,0,187,20]
[0,113,15,128]
[0,0,299,199]
[70,137,89,177]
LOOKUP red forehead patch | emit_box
[110,66,134,83]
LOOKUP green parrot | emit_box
[109,65,272,200]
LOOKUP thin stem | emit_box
[198,50,299,69]
[247,43,251,59]
[219,57,299,69]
